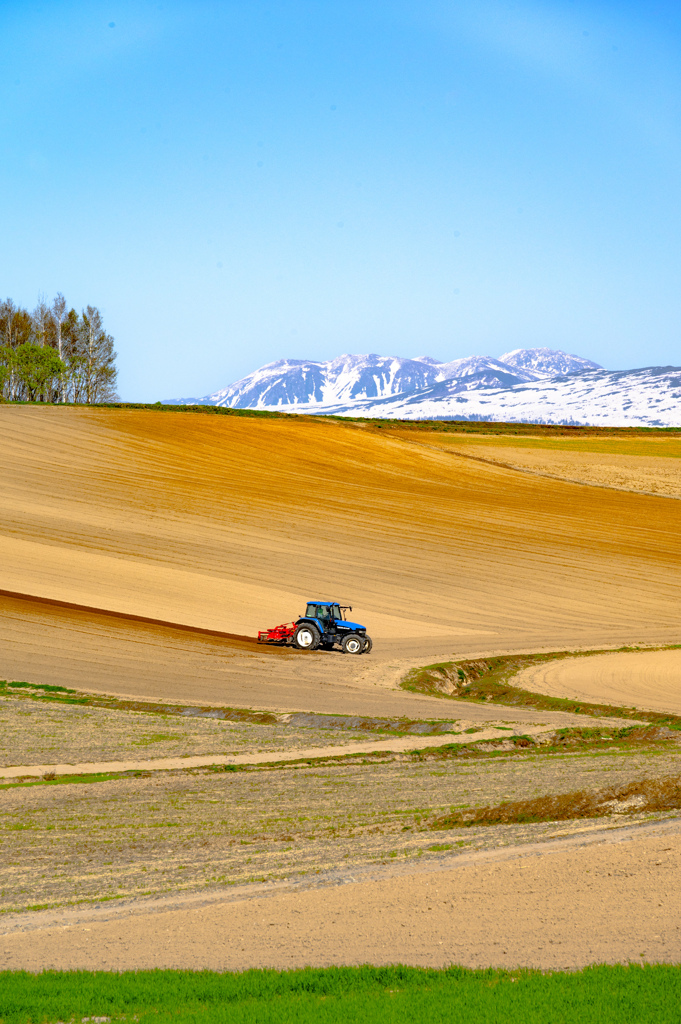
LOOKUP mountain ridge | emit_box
[166,348,601,409]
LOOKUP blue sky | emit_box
[1,0,680,399]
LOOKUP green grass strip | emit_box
[1,965,680,1023]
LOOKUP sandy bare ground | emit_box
[1,592,649,726]
[397,432,681,499]
[1,409,680,720]
[515,649,681,715]
[1,408,680,654]
[2,819,679,972]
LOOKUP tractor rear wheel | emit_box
[293,624,321,650]
[361,635,373,654]
[341,634,364,655]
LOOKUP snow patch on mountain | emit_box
[282,366,681,428]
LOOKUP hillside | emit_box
[1,407,680,714]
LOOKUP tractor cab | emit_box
[303,601,364,632]
[306,601,341,623]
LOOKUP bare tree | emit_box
[0,298,30,348]
[81,305,118,403]
[51,293,67,401]
[0,299,32,399]
[31,294,50,347]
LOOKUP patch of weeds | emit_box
[431,774,681,828]
[0,725,671,796]
[0,769,156,791]
[0,680,280,725]
[427,843,453,852]
[401,649,681,729]
[3,680,74,694]
[407,725,676,764]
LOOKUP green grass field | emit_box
[1,965,680,1024]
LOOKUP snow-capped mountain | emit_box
[189,354,442,409]
[166,348,600,408]
[499,348,600,378]
[284,366,681,428]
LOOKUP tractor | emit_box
[258,601,372,654]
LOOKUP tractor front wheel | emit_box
[293,624,321,651]
[341,634,364,655]
[361,635,373,654]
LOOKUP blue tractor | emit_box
[293,601,372,654]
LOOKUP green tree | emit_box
[13,343,65,402]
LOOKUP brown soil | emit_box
[388,430,681,498]
[2,409,681,970]
[2,408,680,720]
[2,407,680,645]
[1,821,680,971]
[514,650,681,716]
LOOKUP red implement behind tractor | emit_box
[257,622,296,644]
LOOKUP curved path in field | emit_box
[514,649,681,716]
[0,723,559,779]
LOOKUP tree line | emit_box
[0,294,118,403]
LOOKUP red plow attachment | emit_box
[257,621,296,644]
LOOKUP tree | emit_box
[0,298,32,349]
[51,293,67,401]
[12,343,65,402]
[81,305,118,403]
[31,294,51,347]
[0,347,12,399]
[0,294,119,404]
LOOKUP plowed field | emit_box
[1,407,680,713]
